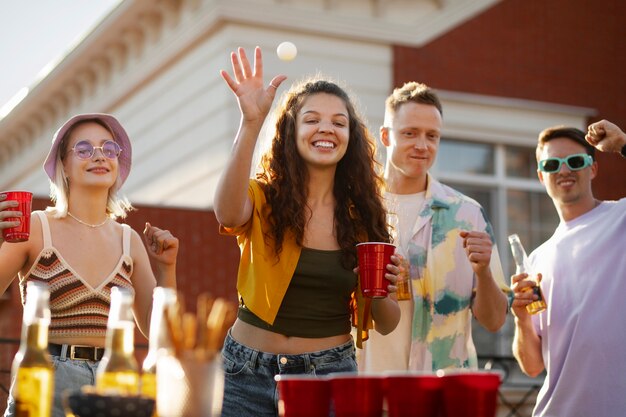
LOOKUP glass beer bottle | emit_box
[508,234,546,314]
[96,286,140,395]
[12,281,54,417]
[386,206,411,301]
[140,287,177,406]
[394,246,411,301]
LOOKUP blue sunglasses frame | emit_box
[538,153,593,173]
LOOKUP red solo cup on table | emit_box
[383,372,444,417]
[330,373,384,417]
[441,370,502,417]
[275,375,330,417]
[356,242,395,298]
[1,191,33,243]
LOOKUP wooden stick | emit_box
[182,312,197,351]
[165,301,184,357]
[195,293,213,360]
[206,299,229,357]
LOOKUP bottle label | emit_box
[14,367,53,417]
[526,285,547,314]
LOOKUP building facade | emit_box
[1,0,624,414]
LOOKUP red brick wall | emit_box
[0,198,240,405]
[394,0,626,199]
[120,203,240,306]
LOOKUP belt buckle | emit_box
[69,345,85,360]
[93,347,104,361]
[69,345,101,361]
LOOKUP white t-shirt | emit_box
[389,192,424,252]
[529,198,626,417]
[359,192,424,372]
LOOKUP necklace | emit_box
[67,211,108,228]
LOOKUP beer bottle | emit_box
[386,206,411,301]
[140,287,177,407]
[96,286,140,395]
[508,234,547,314]
[12,281,54,417]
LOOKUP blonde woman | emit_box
[0,113,178,417]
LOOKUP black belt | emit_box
[48,343,105,361]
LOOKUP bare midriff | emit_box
[231,319,351,354]
[49,336,106,348]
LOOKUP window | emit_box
[438,139,494,175]
[506,145,537,179]
[434,138,558,276]
[433,138,559,357]
[507,189,559,253]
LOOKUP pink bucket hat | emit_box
[43,113,132,186]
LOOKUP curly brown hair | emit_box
[257,78,391,268]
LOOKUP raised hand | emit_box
[460,230,493,276]
[586,119,626,153]
[143,222,179,266]
[220,47,287,124]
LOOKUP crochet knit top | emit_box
[19,211,135,338]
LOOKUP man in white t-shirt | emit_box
[511,121,626,417]
[359,82,508,372]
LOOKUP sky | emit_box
[0,0,121,116]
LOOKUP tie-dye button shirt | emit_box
[404,176,507,371]
[360,175,508,372]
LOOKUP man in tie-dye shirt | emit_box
[359,82,509,372]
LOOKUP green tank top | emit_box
[238,247,357,337]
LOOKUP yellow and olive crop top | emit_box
[220,180,374,348]
[238,247,358,337]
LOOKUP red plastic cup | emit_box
[330,373,384,417]
[275,375,330,417]
[383,372,444,417]
[1,191,33,243]
[356,242,395,298]
[441,371,502,417]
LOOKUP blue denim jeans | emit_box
[220,331,357,417]
[3,353,99,417]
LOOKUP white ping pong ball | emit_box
[277,42,297,61]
